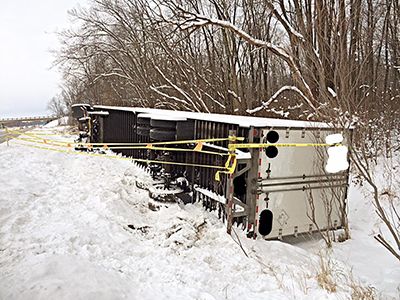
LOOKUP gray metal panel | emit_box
[256,128,350,239]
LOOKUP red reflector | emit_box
[253,129,259,137]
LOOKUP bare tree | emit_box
[47,95,67,117]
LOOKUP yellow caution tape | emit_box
[10,136,69,147]
[5,128,230,157]
[5,128,71,145]
[76,137,243,147]
[6,128,44,140]
[12,134,229,157]
[9,139,229,171]
[193,142,203,152]
[228,142,342,150]
[101,146,228,156]
[215,154,237,181]
[7,127,243,152]
[5,126,343,183]
[5,127,341,150]
[24,132,61,136]
[77,136,244,147]
[215,170,221,182]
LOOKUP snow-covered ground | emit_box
[0,126,399,299]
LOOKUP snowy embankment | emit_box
[0,126,398,299]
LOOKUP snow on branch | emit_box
[266,2,304,41]
[150,85,192,111]
[204,92,226,110]
[92,72,132,83]
[154,66,201,112]
[169,8,318,113]
[175,11,291,60]
[246,86,310,114]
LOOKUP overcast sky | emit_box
[0,0,87,118]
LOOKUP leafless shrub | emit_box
[47,95,67,117]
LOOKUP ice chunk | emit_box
[326,145,349,173]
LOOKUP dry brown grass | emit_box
[316,255,337,293]
[316,252,377,298]
[350,282,376,300]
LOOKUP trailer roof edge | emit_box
[93,105,347,129]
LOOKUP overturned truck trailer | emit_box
[72,105,351,239]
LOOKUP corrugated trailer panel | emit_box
[100,108,136,156]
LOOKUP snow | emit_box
[95,105,331,129]
[298,171,400,298]
[327,87,337,98]
[194,186,227,205]
[44,117,69,128]
[235,150,251,160]
[78,116,90,122]
[246,86,306,114]
[325,134,349,173]
[340,159,400,295]
[325,146,349,173]
[0,126,399,299]
[88,111,110,116]
[138,112,187,122]
[325,133,344,145]
[71,103,91,108]
[202,142,251,160]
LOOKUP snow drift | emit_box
[0,127,398,299]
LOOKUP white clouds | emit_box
[0,0,87,118]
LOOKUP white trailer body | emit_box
[250,127,350,239]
